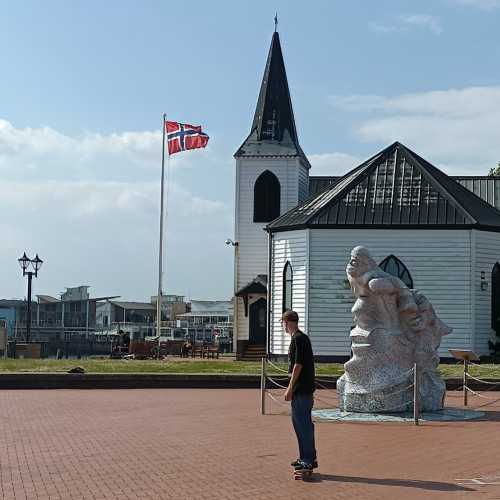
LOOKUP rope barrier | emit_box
[465,373,500,387]
[315,377,338,384]
[313,392,339,402]
[474,397,500,409]
[314,395,338,407]
[315,380,337,392]
[266,391,290,407]
[381,383,415,397]
[267,376,289,390]
[465,386,500,401]
[266,360,288,373]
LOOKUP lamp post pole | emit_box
[26,272,33,344]
[18,253,43,344]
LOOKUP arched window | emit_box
[283,261,293,312]
[254,170,280,222]
[492,263,500,334]
[379,255,413,288]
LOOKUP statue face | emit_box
[347,254,362,277]
[347,251,373,278]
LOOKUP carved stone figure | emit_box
[337,246,450,413]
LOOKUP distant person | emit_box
[181,339,192,358]
[282,310,317,474]
[122,332,130,350]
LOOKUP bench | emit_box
[203,345,219,359]
[191,345,204,358]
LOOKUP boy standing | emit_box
[282,310,317,472]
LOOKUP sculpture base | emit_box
[312,407,485,423]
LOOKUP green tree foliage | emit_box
[488,162,500,176]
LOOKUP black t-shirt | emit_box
[288,330,315,394]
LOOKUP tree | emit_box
[489,162,500,176]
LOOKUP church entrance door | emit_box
[249,298,267,345]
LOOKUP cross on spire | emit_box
[274,13,278,32]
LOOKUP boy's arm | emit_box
[284,363,303,401]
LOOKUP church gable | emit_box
[269,142,500,231]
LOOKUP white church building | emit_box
[232,30,500,361]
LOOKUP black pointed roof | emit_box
[267,142,500,231]
[235,32,310,168]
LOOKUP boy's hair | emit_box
[282,310,299,322]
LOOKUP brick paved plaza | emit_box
[0,389,499,500]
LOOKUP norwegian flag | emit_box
[165,121,209,155]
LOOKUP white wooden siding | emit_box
[306,229,472,357]
[474,230,500,355]
[270,230,308,354]
[235,157,302,340]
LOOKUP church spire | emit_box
[251,30,298,143]
[235,29,309,167]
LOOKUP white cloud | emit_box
[0,180,226,218]
[309,153,361,176]
[330,85,500,175]
[401,15,443,35]
[370,14,442,35]
[0,119,199,182]
[0,119,233,301]
[451,0,500,9]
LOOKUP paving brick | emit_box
[0,389,498,499]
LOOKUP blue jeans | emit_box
[291,393,316,465]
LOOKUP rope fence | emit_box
[453,358,500,408]
[262,357,500,421]
[449,358,500,408]
[260,358,422,425]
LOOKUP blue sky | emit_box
[1,0,500,301]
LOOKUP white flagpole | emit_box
[156,113,167,358]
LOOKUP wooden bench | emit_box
[203,345,219,359]
[191,345,204,358]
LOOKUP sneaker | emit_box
[294,460,313,471]
[291,459,318,468]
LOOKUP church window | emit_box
[283,261,293,312]
[379,255,413,288]
[254,170,280,222]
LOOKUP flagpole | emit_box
[156,113,167,359]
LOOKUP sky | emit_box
[1,0,500,302]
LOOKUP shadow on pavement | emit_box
[473,410,500,422]
[309,474,475,492]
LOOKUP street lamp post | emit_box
[18,253,43,344]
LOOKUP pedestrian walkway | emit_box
[0,389,498,499]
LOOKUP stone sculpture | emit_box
[337,246,450,413]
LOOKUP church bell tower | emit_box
[232,28,310,359]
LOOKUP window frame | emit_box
[253,170,281,223]
[379,254,414,288]
[282,261,293,313]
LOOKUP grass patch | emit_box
[0,359,497,378]
[0,358,342,375]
